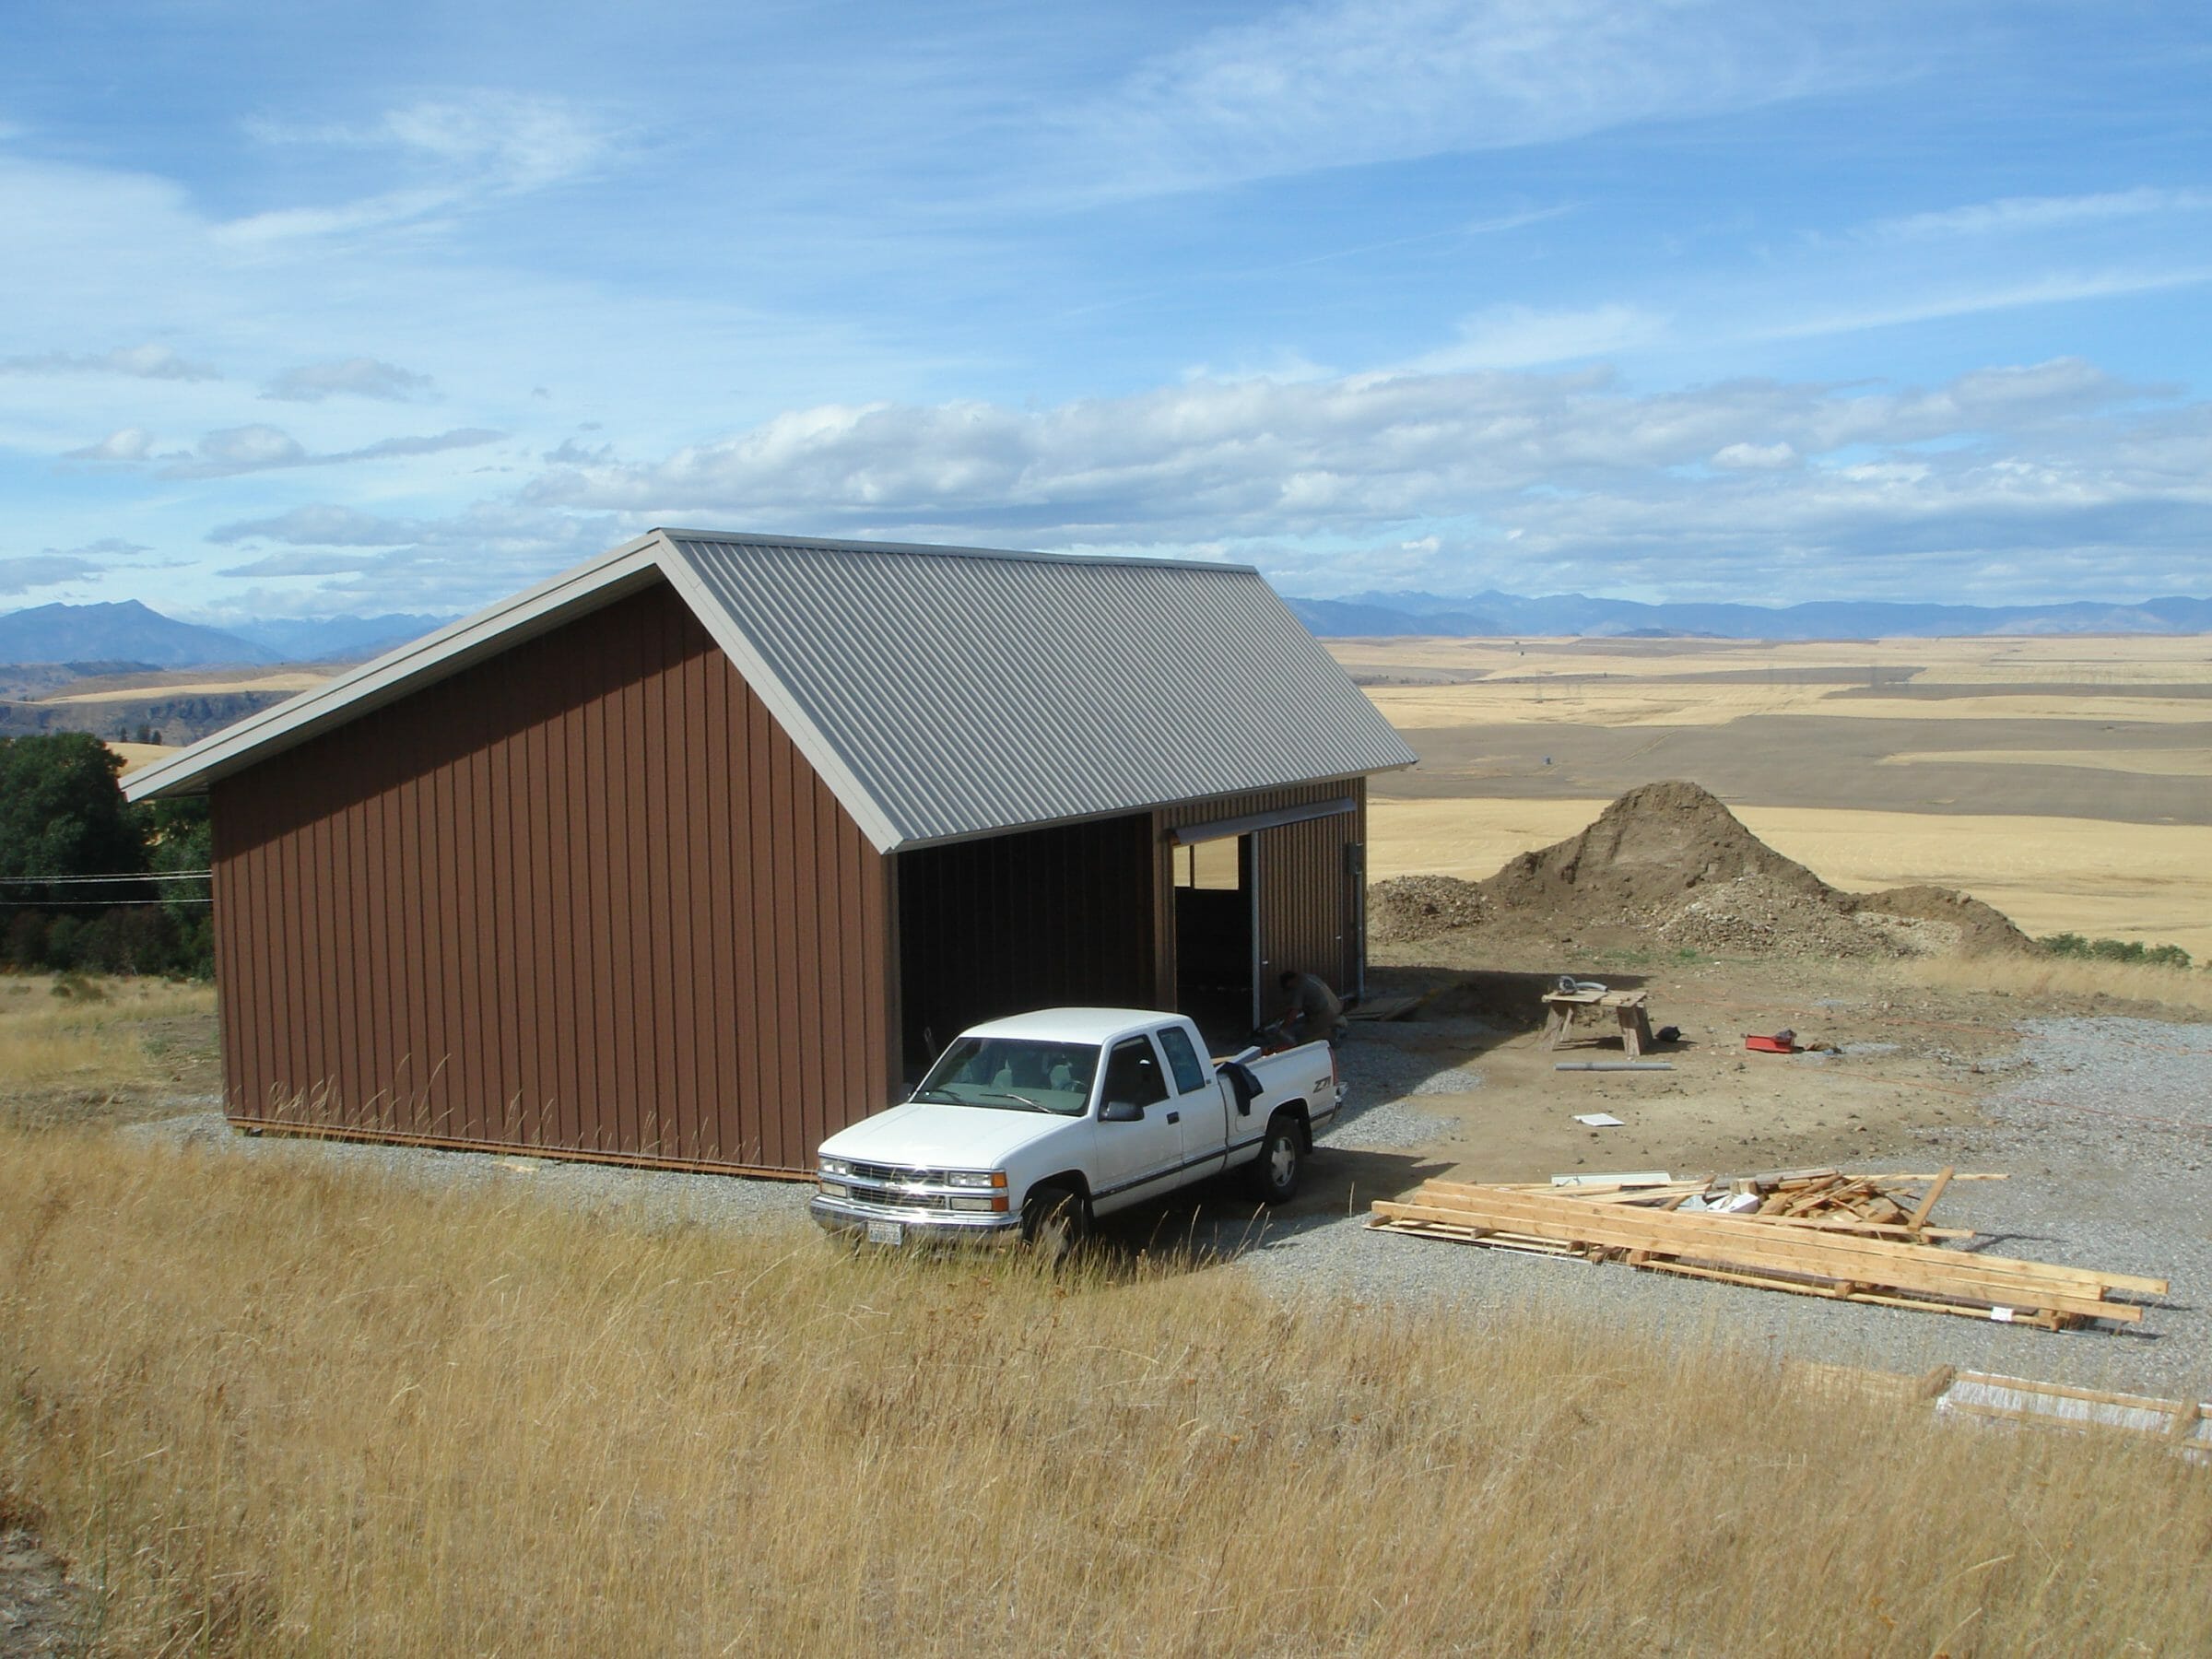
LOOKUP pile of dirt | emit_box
[1850,884,2034,956]
[1378,781,2030,960]
[1369,875,1490,944]
[1484,780,1838,920]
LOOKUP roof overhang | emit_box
[123,533,667,806]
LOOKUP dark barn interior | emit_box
[893,813,1157,1074]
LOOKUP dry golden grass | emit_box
[103,740,182,776]
[44,670,330,704]
[1330,631,2212,684]
[1884,951,2212,1014]
[0,975,216,1090]
[0,1129,2206,1655]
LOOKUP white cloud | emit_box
[213,548,389,579]
[203,502,624,614]
[1757,268,2212,344]
[1712,441,1797,469]
[0,343,218,381]
[1410,303,1665,371]
[158,425,503,478]
[521,356,2210,600]
[63,427,159,462]
[1065,0,1878,194]
[261,357,435,403]
[223,93,620,246]
[1865,187,2212,243]
[0,554,106,595]
[206,505,419,547]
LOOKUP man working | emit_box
[1277,969,1346,1048]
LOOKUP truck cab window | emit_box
[1103,1037,1169,1109]
[1155,1025,1207,1094]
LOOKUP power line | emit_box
[0,897,211,908]
[0,870,212,885]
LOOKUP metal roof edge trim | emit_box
[651,543,908,854]
[884,767,1404,855]
[122,534,669,802]
[653,526,1260,578]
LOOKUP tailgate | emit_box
[1251,1041,1341,1120]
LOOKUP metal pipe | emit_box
[1554,1060,1675,1072]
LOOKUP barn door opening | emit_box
[1171,832,1255,1041]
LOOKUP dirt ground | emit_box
[1340,950,2020,1188]
[0,1527,82,1657]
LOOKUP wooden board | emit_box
[1370,1177,2169,1328]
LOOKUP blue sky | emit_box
[2,0,2206,620]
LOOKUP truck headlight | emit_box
[819,1158,853,1178]
[946,1170,1007,1189]
[818,1181,848,1198]
[949,1194,1011,1214]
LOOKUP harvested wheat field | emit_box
[1339,632,2212,959]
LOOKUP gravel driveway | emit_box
[128,1016,2212,1402]
[1253,1015,2212,1402]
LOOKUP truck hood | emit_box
[818,1100,1079,1171]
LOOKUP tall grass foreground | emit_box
[1,1130,2205,1655]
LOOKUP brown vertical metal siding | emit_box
[1153,778,1367,1008]
[207,581,891,1174]
[893,813,1154,1072]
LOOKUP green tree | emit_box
[142,795,214,977]
[0,734,148,893]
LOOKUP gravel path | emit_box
[126,1017,2212,1401]
[1248,1016,2212,1401]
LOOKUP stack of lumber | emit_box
[1369,1169,2168,1331]
[1511,1167,1977,1240]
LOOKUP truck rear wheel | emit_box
[1023,1183,1089,1262]
[1250,1114,1302,1204]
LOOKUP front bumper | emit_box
[809,1194,1025,1248]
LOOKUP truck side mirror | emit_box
[1099,1100,1143,1123]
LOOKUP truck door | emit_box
[1154,1022,1230,1174]
[1092,1034,1182,1201]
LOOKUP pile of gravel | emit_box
[1369,874,1488,943]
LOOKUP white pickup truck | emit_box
[809,1007,1344,1254]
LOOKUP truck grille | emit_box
[841,1167,957,1211]
[851,1160,947,1184]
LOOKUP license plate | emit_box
[866,1219,904,1247]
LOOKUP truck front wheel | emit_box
[1250,1114,1302,1204]
[1023,1183,1089,1262]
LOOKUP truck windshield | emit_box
[913,1038,1100,1115]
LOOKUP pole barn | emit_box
[127,530,1417,1175]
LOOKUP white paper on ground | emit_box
[1571,1113,1627,1127]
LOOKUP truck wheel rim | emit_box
[1269,1139,1297,1187]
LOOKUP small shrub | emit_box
[2040,933,2192,971]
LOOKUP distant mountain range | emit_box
[2,589,2208,672]
[0,602,454,668]
[0,601,281,668]
[1285,591,2212,640]
[222,613,455,662]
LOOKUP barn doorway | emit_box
[893,813,1156,1079]
[1171,831,1256,1039]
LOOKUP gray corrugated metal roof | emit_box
[128,528,1417,850]
[663,531,1416,848]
